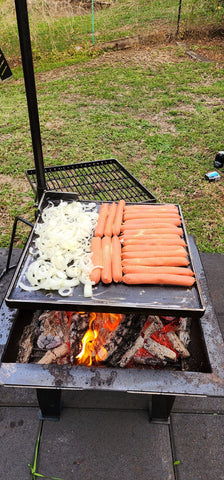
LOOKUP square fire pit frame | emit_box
[1,236,224,421]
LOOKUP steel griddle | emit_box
[5,192,205,317]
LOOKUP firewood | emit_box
[69,312,90,362]
[106,314,146,366]
[17,333,36,363]
[119,336,144,367]
[166,331,190,358]
[144,337,177,362]
[37,343,69,364]
[143,316,163,340]
[17,311,41,363]
[177,317,191,347]
[37,311,69,350]
[134,356,166,367]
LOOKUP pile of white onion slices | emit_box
[19,200,99,297]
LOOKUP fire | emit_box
[103,313,123,331]
[76,328,98,366]
[75,312,124,366]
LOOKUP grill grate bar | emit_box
[26,159,156,203]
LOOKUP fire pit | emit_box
[1,237,224,422]
[15,311,192,368]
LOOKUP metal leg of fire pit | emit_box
[148,394,176,424]
[36,388,62,421]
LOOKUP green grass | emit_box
[0,0,224,252]
[1,0,223,65]
[1,48,224,252]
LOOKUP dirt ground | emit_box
[31,34,223,86]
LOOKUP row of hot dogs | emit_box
[90,200,196,287]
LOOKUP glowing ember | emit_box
[103,313,123,331]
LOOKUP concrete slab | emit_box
[173,395,224,414]
[39,408,175,480]
[200,252,224,319]
[1,386,224,416]
[61,390,150,410]
[62,390,224,415]
[0,407,40,480]
[0,386,37,407]
[171,412,224,480]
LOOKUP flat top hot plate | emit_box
[5,192,205,318]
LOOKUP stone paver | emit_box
[39,408,174,480]
[0,407,40,480]
[171,412,224,480]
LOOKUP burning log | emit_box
[104,314,146,366]
[143,316,163,340]
[69,312,90,361]
[118,316,163,367]
[144,337,177,362]
[134,356,167,367]
[166,331,190,358]
[133,347,167,367]
[119,336,144,367]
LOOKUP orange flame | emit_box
[103,313,123,331]
[76,328,98,366]
[75,312,124,366]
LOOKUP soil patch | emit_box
[34,37,223,85]
[0,174,31,193]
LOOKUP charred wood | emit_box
[143,316,163,340]
[178,317,191,347]
[37,311,69,350]
[133,356,167,368]
[119,336,144,367]
[69,312,90,361]
[144,337,177,362]
[166,331,190,358]
[105,314,146,367]
[17,311,41,363]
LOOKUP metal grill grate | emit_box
[26,158,156,203]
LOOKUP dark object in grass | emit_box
[214,151,224,169]
[0,48,12,81]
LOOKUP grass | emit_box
[0,1,224,253]
[1,0,223,64]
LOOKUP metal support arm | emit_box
[14,0,46,202]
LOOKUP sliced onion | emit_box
[84,283,93,298]
[21,200,99,297]
[58,287,73,297]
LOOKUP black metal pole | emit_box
[148,394,176,423]
[36,388,62,420]
[14,0,46,202]
[176,0,182,37]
